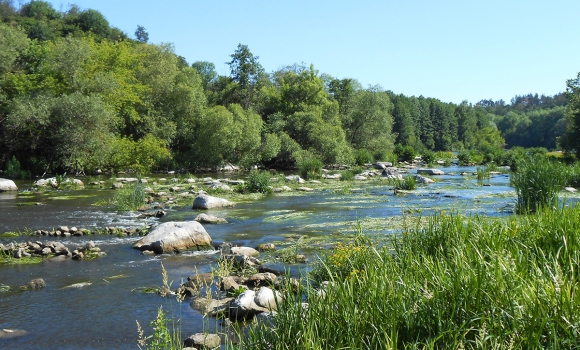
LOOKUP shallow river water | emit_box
[0,167,538,349]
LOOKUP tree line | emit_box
[0,1,577,177]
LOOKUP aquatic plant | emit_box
[110,183,146,211]
[511,155,566,213]
[393,175,416,191]
[242,205,580,349]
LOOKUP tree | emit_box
[563,71,580,156]
[227,44,264,109]
[19,0,59,20]
[191,61,217,89]
[74,9,110,38]
[0,22,29,73]
[344,87,394,157]
[134,25,148,43]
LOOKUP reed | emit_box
[511,155,567,213]
[241,205,580,349]
[110,183,146,211]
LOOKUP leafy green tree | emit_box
[6,93,116,174]
[74,9,110,38]
[563,71,580,157]
[344,87,394,157]
[0,22,29,73]
[134,25,148,43]
[227,44,264,109]
[455,101,478,149]
[191,61,217,89]
[19,0,59,20]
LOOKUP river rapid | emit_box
[0,167,521,349]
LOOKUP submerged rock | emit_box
[133,221,213,254]
[0,329,27,339]
[0,178,17,192]
[21,278,46,291]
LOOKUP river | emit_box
[0,167,518,349]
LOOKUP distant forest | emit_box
[0,0,577,176]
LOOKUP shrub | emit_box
[511,155,567,213]
[246,170,272,194]
[394,145,415,162]
[354,149,373,166]
[5,156,31,179]
[297,154,323,180]
[340,166,362,182]
[421,150,435,165]
[434,151,453,166]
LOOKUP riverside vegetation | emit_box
[1,1,580,179]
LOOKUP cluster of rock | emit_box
[30,226,147,237]
[0,240,104,260]
[0,178,18,191]
[175,241,303,328]
[33,177,84,188]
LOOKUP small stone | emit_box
[256,243,276,252]
[183,333,221,349]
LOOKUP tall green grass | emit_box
[511,155,567,213]
[241,205,580,349]
[110,183,146,211]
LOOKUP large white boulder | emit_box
[0,178,17,191]
[228,290,269,320]
[192,194,235,209]
[133,221,213,254]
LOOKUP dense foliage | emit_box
[0,1,575,177]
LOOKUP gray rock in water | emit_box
[0,178,18,192]
[183,333,221,349]
[417,168,445,175]
[231,246,259,257]
[256,243,276,252]
[372,162,393,169]
[247,273,277,288]
[192,194,235,209]
[194,213,228,224]
[0,328,27,339]
[415,175,434,184]
[22,278,46,291]
[133,221,213,254]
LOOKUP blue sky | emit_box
[46,0,580,104]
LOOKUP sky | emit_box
[44,0,580,104]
